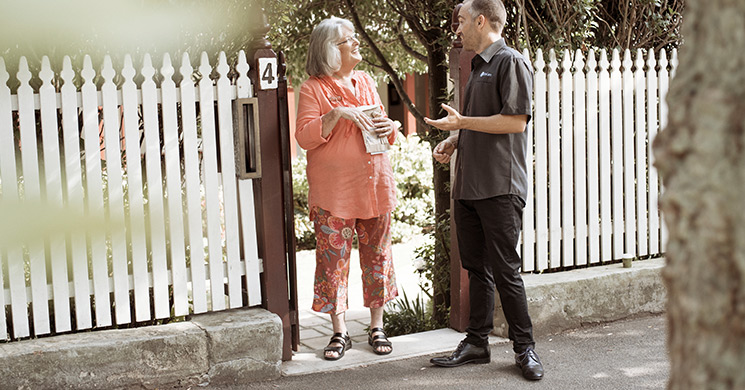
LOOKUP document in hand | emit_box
[358,104,390,155]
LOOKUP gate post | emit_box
[448,3,476,332]
[248,14,295,361]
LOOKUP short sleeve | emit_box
[498,56,534,123]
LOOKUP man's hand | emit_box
[424,103,463,131]
[433,137,457,164]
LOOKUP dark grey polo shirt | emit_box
[452,39,533,202]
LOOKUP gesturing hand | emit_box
[433,138,456,164]
[424,103,463,131]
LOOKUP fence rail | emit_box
[0,50,263,341]
[521,47,676,272]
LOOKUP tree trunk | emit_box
[427,45,452,325]
[652,1,745,389]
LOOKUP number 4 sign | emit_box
[258,57,278,90]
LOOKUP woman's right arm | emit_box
[295,82,328,151]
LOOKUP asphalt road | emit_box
[205,314,668,390]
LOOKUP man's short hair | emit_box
[467,0,506,33]
[305,17,355,77]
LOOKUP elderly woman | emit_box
[295,16,399,361]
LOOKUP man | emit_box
[425,0,543,381]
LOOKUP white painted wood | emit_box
[60,56,93,330]
[647,50,660,254]
[239,179,262,306]
[235,50,263,302]
[236,51,253,99]
[610,50,624,260]
[216,52,243,308]
[622,49,636,257]
[634,49,649,257]
[573,49,588,267]
[585,50,601,264]
[121,55,151,322]
[141,54,170,319]
[161,53,189,316]
[198,52,226,311]
[101,56,131,324]
[533,50,549,271]
[560,50,574,267]
[18,57,51,335]
[598,50,613,262]
[547,50,561,269]
[657,50,670,253]
[0,57,28,338]
[179,53,208,314]
[39,56,72,332]
[81,55,112,327]
[521,48,535,272]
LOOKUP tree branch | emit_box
[396,17,427,62]
[343,0,428,126]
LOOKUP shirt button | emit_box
[369,176,372,179]
[368,161,371,164]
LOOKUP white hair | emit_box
[305,17,355,77]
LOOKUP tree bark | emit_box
[652,1,745,389]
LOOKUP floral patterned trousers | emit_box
[310,207,398,314]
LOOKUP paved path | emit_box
[206,314,669,389]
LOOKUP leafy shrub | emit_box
[382,289,438,337]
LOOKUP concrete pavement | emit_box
[206,314,669,389]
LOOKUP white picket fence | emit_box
[0,51,263,341]
[521,47,676,272]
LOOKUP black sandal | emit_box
[368,327,393,355]
[324,332,352,361]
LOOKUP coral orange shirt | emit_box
[295,71,397,220]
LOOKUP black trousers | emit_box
[455,195,535,353]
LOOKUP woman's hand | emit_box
[337,106,375,130]
[371,116,396,138]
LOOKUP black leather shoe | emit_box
[515,346,544,380]
[430,340,491,367]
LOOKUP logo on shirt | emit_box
[480,72,493,78]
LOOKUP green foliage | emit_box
[412,215,451,329]
[292,133,434,250]
[382,289,440,337]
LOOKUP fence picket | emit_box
[547,50,561,269]
[179,53,208,313]
[635,49,649,256]
[101,56,131,324]
[610,50,624,259]
[521,48,535,272]
[586,50,600,264]
[216,52,243,308]
[657,50,670,252]
[39,56,72,332]
[161,54,189,316]
[0,58,27,338]
[18,57,51,335]
[573,50,588,266]
[598,50,613,262]
[622,50,636,257]
[560,51,574,267]
[199,52,226,311]
[81,56,112,327]
[121,55,151,322]
[533,50,549,271]
[235,51,262,304]
[647,50,661,254]
[61,56,93,329]
[141,54,170,319]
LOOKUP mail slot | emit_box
[234,97,262,179]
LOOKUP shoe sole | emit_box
[431,357,491,367]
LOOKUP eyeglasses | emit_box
[336,33,359,46]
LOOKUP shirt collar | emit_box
[477,38,506,63]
